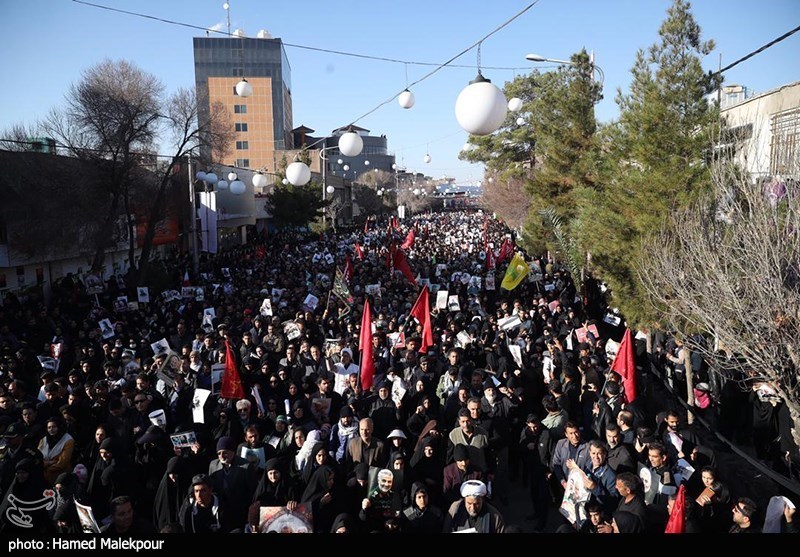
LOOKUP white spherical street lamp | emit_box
[338,130,363,157]
[455,72,507,136]
[508,97,524,112]
[235,79,253,97]
[229,180,246,195]
[252,173,268,188]
[204,173,218,185]
[217,180,229,191]
[398,89,415,109]
[326,185,335,194]
[286,161,311,186]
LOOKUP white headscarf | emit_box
[294,429,322,471]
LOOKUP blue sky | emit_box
[1,0,798,184]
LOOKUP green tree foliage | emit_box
[460,50,600,254]
[523,50,601,254]
[265,181,325,229]
[577,0,719,326]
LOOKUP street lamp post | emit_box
[319,145,341,231]
[188,155,199,277]
[525,51,604,85]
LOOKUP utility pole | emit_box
[188,155,199,277]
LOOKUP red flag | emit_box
[359,298,375,391]
[401,228,415,250]
[486,247,496,270]
[354,243,364,261]
[664,484,686,533]
[255,246,266,260]
[221,341,245,400]
[409,285,433,353]
[610,328,637,403]
[364,219,369,234]
[393,249,416,284]
[343,254,354,283]
[497,237,514,264]
[391,216,398,230]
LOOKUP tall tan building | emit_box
[193,36,293,171]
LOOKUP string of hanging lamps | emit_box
[280,4,540,187]
[284,126,364,186]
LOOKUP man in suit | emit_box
[345,418,387,474]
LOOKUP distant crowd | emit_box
[0,209,796,534]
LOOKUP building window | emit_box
[770,107,800,175]
[235,123,248,132]
[236,141,249,150]
[236,159,250,168]
[234,104,247,114]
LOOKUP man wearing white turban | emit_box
[442,480,506,533]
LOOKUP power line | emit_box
[70,0,531,71]
[711,23,800,77]
[347,1,541,127]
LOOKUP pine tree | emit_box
[523,49,601,254]
[460,49,601,254]
[578,0,719,325]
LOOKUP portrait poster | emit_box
[113,296,129,313]
[447,295,461,312]
[137,287,150,304]
[559,468,591,526]
[211,363,225,394]
[436,290,449,310]
[156,350,182,385]
[75,501,101,533]
[98,319,115,340]
[170,430,198,449]
[240,446,266,470]
[258,505,313,533]
[639,464,659,505]
[485,272,495,291]
[192,389,211,423]
[150,338,171,356]
[310,397,332,422]
[260,298,273,317]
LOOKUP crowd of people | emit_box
[0,209,797,534]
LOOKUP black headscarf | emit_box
[252,458,297,507]
[44,416,67,447]
[330,512,355,533]
[613,510,644,533]
[153,456,191,530]
[300,442,331,486]
[301,465,334,504]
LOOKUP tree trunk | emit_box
[684,348,695,425]
[91,191,121,273]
